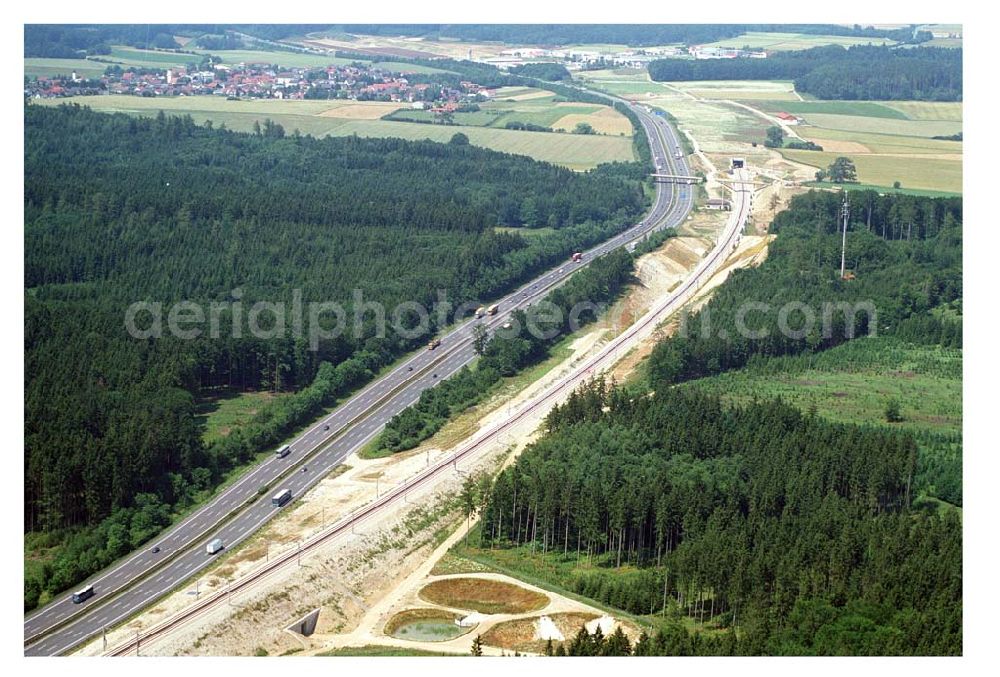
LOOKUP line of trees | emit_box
[375,249,635,453]
[509,63,571,81]
[649,45,962,101]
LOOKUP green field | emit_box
[794,126,962,154]
[38,96,634,170]
[37,95,338,116]
[581,79,673,98]
[752,97,964,193]
[783,149,962,193]
[324,120,633,170]
[209,49,361,68]
[24,58,109,79]
[883,101,963,121]
[112,46,364,69]
[805,181,961,198]
[573,69,963,193]
[572,67,650,81]
[369,60,454,74]
[670,79,800,101]
[755,100,909,119]
[390,99,629,135]
[682,337,961,437]
[697,31,896,51]
[388,108,502,126]
[195,390,291,445]
[105,45,195,68]
[798,113,962,139]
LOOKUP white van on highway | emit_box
[206,538,224,555]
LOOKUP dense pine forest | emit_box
[470,190,962,655]
[23,103,647,607]
[478,385,960,654]
[648,189,962,385]
[649,45,962,101]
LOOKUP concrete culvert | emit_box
[286,608,322,637]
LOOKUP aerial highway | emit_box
[25,92,693,656]
[102,167,752,658]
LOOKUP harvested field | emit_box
[418,577,549,614]
[38,96,633,171]
[480,612,597,653]
[553,108,633,136]
[807,138,872,154]
[493,86,554,101]
[318,102,405,119]
[883,101,963,122]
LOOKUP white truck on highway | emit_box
[275,444,290,458]
[206,538,224,555]
[71,584,94,604]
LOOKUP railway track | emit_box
[103,165,750,657]
[26,89,689,655]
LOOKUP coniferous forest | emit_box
[649,45,962,101]
[474,190,962,655]
[23,103,647,607]
[480,385,960,655]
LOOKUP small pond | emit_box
[386,609,474,642]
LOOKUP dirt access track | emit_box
[301,517,641,656]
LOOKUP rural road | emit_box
[25,90,693,656]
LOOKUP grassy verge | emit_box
[804,181,962,198]
[319,645,458,656]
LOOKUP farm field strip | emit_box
[695,31,896,50]
[671,86,964,194]
[798,113,962,138]
[751,100,909,119]
[37,96,634,170]
[883,101,963,121]
[782,149,962,193]
[25,58,108,79]
[797,126,962,154]
[572,71,963,193]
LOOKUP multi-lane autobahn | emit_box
[25,92,693,656]
[101,168,752,658]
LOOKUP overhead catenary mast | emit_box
[840,191,850,278]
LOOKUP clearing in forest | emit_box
[418,577,549,614]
